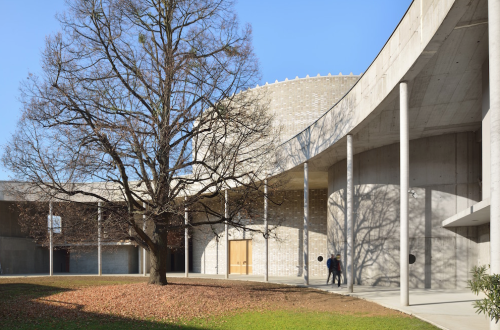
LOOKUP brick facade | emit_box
[192,189,329,277]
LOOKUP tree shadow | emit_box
[328,183,456,289]
[0,282,73,302]
[191,189,329,278]
[0,282,224,330]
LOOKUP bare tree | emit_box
[2,0,283,285]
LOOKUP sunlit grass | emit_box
[0,276,438,330]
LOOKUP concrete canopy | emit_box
[442,198,490,227]
[279,0,488,190]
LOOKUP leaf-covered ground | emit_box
[0,276,437,329]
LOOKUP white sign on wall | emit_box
[47,215,62,234]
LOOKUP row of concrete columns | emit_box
[291,81,406,300]
[297,1,500,310]
[301,135,355,291]
[48,7,500,324]
[138,190,262,279]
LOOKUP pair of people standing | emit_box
[326,254,342,287]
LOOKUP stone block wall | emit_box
[257,75,359,143]
[192,189,328,277]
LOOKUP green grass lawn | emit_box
[1,311,438,330]
[0,277,438,330]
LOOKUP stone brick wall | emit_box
[257,74,359,143]
[192,189,329,277]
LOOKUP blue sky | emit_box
[0,0,412,180]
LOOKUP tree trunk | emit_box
[148,229,169,285]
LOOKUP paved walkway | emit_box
[166,273,489,330]
[1,272,489,330]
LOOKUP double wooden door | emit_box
[229,240,252,274]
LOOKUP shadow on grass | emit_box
[0,283,73,302]
[0,283,215,330]
[0,279,439,330]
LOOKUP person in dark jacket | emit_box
[326,254,335,284]
[332,253,342,288]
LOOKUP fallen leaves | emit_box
[0,277,407,324]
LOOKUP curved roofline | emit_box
[250,72,361,90]
[277,0,415,148]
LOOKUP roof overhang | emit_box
[442,199,490,228]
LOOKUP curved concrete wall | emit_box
[277,0,469,172]
[327,132,482,288]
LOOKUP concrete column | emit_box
[143,203,147,276]
[225,190,229,279]
[49,201,53,276]
[489,0,500,329]
[98,202,102,276]
[347,134,354,293]
[482,61,491,200]
[185,197,189,278]
[216,236,219,274]
[400,81,410,306]
[264,179,269,282]
[304,162,309,285]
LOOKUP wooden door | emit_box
[229,240,252,274]
[229,240,241,274]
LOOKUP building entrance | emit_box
[229,239,252,274]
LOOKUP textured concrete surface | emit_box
[278,0,487,174]
[327,132,482,289]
